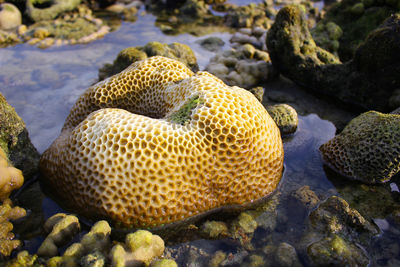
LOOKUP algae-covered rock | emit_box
[322,0,399,61]
[301,196,377,267]
[223,2,273,29]
[311,21,342,54]
[309,196,378,242]
[275,242,302,267]
[196,36,225,52]
[266,104,298,135]
[200,220,229,239]
[320,111,400,183]
[0,198,26,259]
[0,92,40,180]
[267,5,400,112]
[98,42,199,80]
[307,234,369,267]
[0,3,21,30]
[26,0,82,22]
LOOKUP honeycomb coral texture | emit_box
[40,56,284,228]
[320,111,400,183]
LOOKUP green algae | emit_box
[168,95,204,125]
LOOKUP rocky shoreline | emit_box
[1,0,400,266]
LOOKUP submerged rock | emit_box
[266,5,400,112]
[320,111,400,183]
[303,196,378,267]
[307,234,369,267]
[0,92,40,180]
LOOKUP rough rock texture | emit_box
[307,234,369,267]
[322,0,400,61]
[266,104,298,135]
[98,42,198,81]
[266,5,400,112]
[0,92,40,180]
[320,111,400,183]
[40,56,284,228]
[304,196,378,267]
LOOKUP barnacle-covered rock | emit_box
[320,111,400,183]
[40,56,284,228]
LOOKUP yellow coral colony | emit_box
[0,148,24,201]
[40,56,284,228]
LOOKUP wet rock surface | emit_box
[267,5,400,112]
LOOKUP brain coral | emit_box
[320,111,400,184]
[40,56,284,228]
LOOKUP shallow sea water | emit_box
[0,1,399,266]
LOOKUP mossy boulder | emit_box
[320,111,400,184]
[0,92,39,180]
[307,234,369,267]
[98,42,199,80]
[26,0,82,22]
[266,5,400,112]
[322,0,399,61]
[303,196,378,267]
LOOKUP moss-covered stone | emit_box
[309,196,378,242]
[266,104,298,135]
[320,111,400,183]
[307,234,370,267]
[26,0,82,22]
[267,5,400,111]
[0,92,39,180]
[323,0,397,61]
